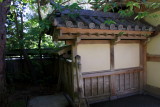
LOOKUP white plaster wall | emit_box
[147,62,160,88]
[147,34,160,55]
[114,44,140,69]
[147,35,160,88]
[77,44,110,72]
[145,10,160,88]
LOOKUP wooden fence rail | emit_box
[82,68,143,101]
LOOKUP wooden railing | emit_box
[82,67,143,100]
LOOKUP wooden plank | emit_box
[120,74,125,92]
[68,62,73,88]
[58,27,152,36]
[125,73,130,90]
[115,75,120,92]
[130,72,134,89]
[91,77,98,96]
[57,46,71,55]
[78,40,110,44]
[134,71,139,89]
[82,67,142,78]
[110,75,116,96]
[98,77,104,95]
[139,71,143,93]
[84,78,92,97]
[117,40,140,44]
[58,34,147,40]
[147,54,160,62]
[104,76,110,94]
[87,95,110,103]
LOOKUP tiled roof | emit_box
[49,9,154,31]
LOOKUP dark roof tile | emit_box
[50,9,154,31]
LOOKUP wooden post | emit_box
[110,40,117,100]
[71,43,78,100]
[75,55,88,107]
[75,55,84,98]
[139,40,147,94]
[142,40,147,88]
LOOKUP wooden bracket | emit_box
[75,36,81,44]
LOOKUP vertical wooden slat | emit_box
[98,76,104,95]
[110,75,116,96]
[125,73,130,90]
[130,72,134,89]
[134,71,139,88]
[120,74,125,92]
[104,76,110,94]
[84,78,91,97]
[139,71,143,93]
[92,77,98,96]
[115,75,120,92]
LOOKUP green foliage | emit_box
[145,3,160,9]
[104,20,116,25]
[135,12,149,20]
[118,9,134,17]
[126,1,140,11]
[0,0,3,2]
[103,4,112,12]
[117,32,125,37]
[66,3,82,10]
[6,0,160,51]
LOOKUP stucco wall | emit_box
[114,44,140,69]
[145,10,160,88]
[77,44,110,72]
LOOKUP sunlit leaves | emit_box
[0,0,3,3]
[126,1,140,11]
[104,20,116,25]
[134,12,149,20]
[145,3,160,9]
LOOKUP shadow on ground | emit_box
[90,95,160,107]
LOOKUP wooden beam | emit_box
[82,67,142,78]
[147,54,160,62]
[58,35,147,40]
[78,40,110,44]
[57,46,71,55]
[58,27,153,36]
[117,40,140,44]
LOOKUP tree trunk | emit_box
[0,0,11,106]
